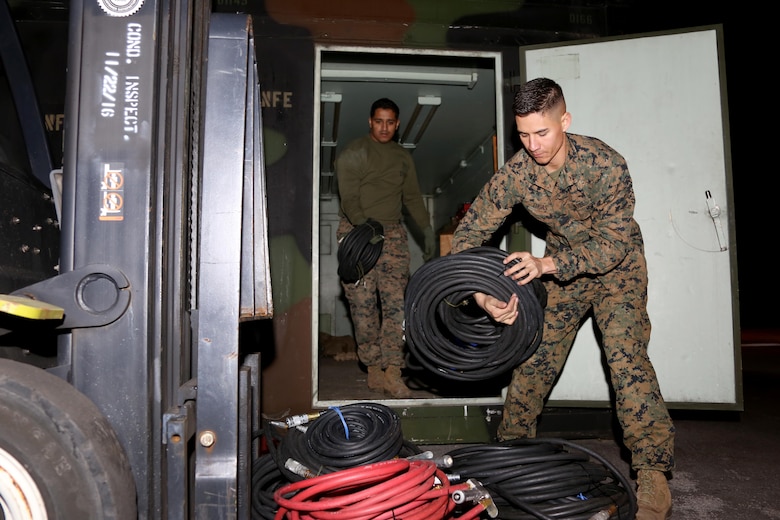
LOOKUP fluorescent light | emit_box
[400,96,442,148]
[418,95,441,106]
[321,64,478,89]
[321,92,342,103]
[320,92,342,148]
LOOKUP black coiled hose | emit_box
[404,246,547,381]
[263,403,419,484]
[337,219,384,283]
[299,402,407,469]
[445,439,637,520]
[251,452,287,519]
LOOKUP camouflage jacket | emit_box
[451,133,645,283]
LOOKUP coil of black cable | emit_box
[251,452,287,519]
[404,246,546,381]
[444,439,636,519]
[337,219,384,283]
[269,403,419,483]
[303,402,407,468]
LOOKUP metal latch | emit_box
[705,190,727,251]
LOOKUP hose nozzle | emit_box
[451,479,498,518]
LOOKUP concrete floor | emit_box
[550,342,780,519]
[318,335,780,519]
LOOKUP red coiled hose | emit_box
[273,458,484,520]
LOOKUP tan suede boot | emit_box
[367,366,384,391]
[635,470,672,520]
[383,366,412,398]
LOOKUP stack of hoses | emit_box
[253,403,423,518]
[252,409,636,519]
[404,246,547,381]
[337,219,384,283]
[445,439,637,519]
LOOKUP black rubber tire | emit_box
[0,359,137,519]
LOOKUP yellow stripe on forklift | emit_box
[0,295,65,320]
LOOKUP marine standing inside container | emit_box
[450,78,675,519]
[335,97,435,398]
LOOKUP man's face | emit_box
[368,108,399,144]
[515,108,570,171]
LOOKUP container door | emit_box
[521,26,739,407]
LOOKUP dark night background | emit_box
[610,4,767,331]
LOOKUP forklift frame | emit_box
[1,1,271,518]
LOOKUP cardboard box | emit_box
[438,223,457,256]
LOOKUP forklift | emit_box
[0,1,271,518]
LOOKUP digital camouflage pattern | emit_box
[451,132,675,471]
[338,219,410,369]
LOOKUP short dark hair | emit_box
[370,98,400,118]
[513,78,565,117]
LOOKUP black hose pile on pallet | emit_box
[404,246,547,381]
[445,439,637,520]
[337,219,384,283]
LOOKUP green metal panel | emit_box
[395,405,500,445]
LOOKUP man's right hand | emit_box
[473,292,519,325]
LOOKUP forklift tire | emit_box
[0,359,137,520]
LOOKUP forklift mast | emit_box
[0,0,271,518]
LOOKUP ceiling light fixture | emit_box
[320,92,343,198]
[400,95,441,150]
[321,64,478,89]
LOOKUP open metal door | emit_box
[519,26,739,409]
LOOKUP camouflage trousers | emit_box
[338,219,409,369]
[498,256,675,472]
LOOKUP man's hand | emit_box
[502,251,555,286]
[423,227,435,261]
[473,292,519,325]
[471,250,556,324]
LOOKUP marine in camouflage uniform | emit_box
[335,98,434,398]
[451,78,673,519]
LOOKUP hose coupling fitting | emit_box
[283,412,321,429]
[284,458,318,479]
[405,450,454,468]
[451,479,498,518]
